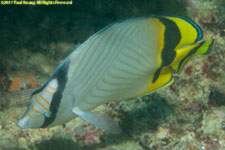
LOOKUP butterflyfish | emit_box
[17,15,214,134]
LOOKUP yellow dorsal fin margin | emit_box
[164,16,202,50]
[170,39,214,73]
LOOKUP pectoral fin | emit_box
[72,107,121,134]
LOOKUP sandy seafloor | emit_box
[0,0,225,150]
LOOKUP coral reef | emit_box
[0,0,224,150]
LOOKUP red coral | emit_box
[201,63,219,81]
[10,75,23,92]
[74,124,101,146]
[24,73,38,89]
[9,73,38,92]
[184,66,193,75]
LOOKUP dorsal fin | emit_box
[159,16,203,50]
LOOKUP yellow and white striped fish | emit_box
[18,15,214,134]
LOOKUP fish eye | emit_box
[44,111,51,118]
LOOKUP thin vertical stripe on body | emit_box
[86,26,154,99]
[124,43,152,67]
[71,23,142,104]
[72,23,120,82]
[75,23,138,94]
[80,25,137,88]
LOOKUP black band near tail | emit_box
[152,17,181,83]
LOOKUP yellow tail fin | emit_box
[170,39,214,73]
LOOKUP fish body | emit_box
[18,15,214,133]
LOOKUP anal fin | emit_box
[72,107,121,134]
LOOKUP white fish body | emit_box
[18,15,214,134]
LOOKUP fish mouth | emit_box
[17,114,45,129]
[17,116,30,129]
